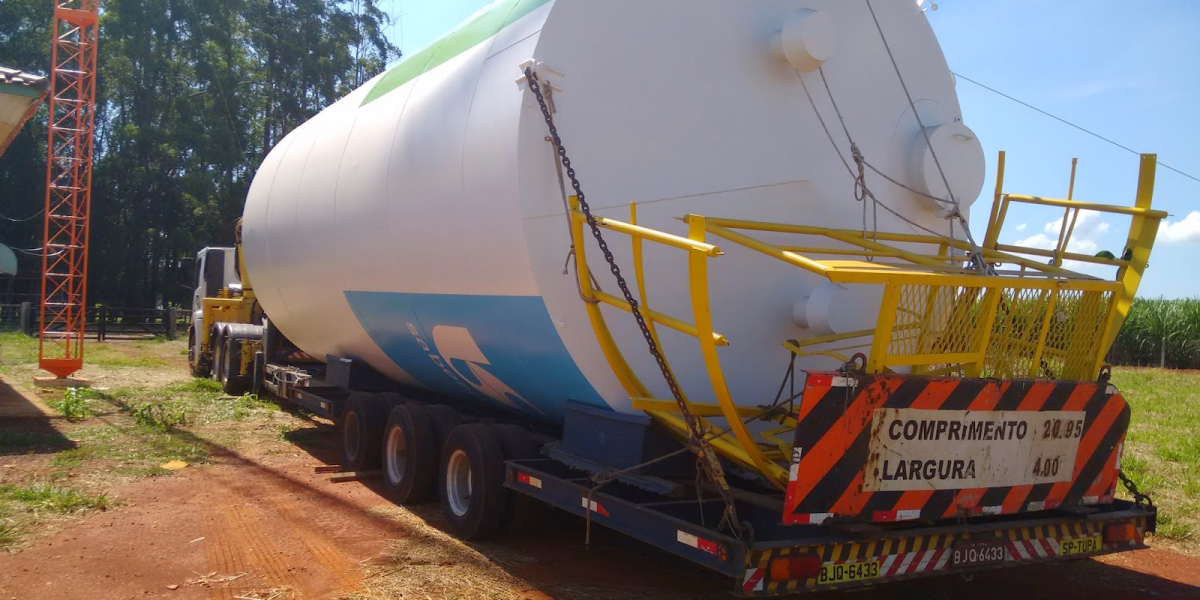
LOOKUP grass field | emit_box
[1111,368,1200,551]
[0,332,314,550]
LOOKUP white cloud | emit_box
[1159,211,1200,244]
[1046,211,1110,239]
[1013,211,1111,256]
[1014,223,1027,232]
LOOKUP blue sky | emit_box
[379,0,1199,299]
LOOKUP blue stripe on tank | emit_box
[344,291,609,422]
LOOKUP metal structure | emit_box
[576,152,1166,491]
[39,0,100,379]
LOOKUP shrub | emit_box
[131,402,189,430]
[48,387,97,420]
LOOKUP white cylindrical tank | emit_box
[242,0,985,424]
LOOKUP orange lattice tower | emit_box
[39,0,99,379]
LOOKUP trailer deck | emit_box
[507,456,1154,596]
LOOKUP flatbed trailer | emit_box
[508,459,1152,595]
[250,354,1154,596]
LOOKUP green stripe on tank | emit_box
[361,0,553,106]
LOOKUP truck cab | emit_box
[188,246,239,374]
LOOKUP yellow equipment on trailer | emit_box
[567,152,1166,492]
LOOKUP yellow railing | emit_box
[568,198,791,486]
[566,153,1166,489]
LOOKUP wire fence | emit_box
[0,304,191,341]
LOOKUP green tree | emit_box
[0,0,398,308]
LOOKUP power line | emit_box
[0,209,44,222]
[11,247,65,258]
[952,72,1200,185]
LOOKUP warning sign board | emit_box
[864,408,1086,492]
[783,373,1130,525]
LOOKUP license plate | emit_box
[950,538,1008,568]
[818,560,881,585]
[1059,535,1103,556]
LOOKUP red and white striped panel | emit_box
[872,509,922,522]
[742,567,765,593]
[677,530,721,557]
[878,548,951,577]
[948,506,1006,517]
[1025,499,1064,512]
[1007,538,1058,561]
[791,513,834,525]
[581,497,610,517]
[516,472,542,489]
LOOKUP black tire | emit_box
[382,404,438,504]
[439,424,507,540]
[210,328,226,382]
[221,336,249,396]
[251,350,265,395]
[492,424,541,460]
[340,392,387,471]
[491,425,543,533]
[188,326,210,378]
[427,405,462,453]
[377,392,408,410]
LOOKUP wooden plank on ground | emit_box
[328,470,382,483]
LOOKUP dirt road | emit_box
[1,422,1196,600]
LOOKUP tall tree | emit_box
[0,0,398,308]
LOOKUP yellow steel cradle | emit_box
[567,152,1167,491]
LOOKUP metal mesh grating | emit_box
[1034,289,1112,380]
[886,284,1113,380]
[982,288,1053,379]
[888,285,985,360]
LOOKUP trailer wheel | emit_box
[377,392,408,410]
[340,392,387,471]
[426,405,462,452]
[210,327,227,382]
[220,336,250,397]
[492,424,540,459]
[492,425,543,534]
[186,326,207,376]
[382,404,438,504]
[439,424,507,540]
[250,350,264,395]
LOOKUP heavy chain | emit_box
[524,68,745,536]
[1118,470,1154,508]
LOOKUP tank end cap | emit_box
[771,9,837,73]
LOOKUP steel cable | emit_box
[523,67,747,540]
[864,0,992,274]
